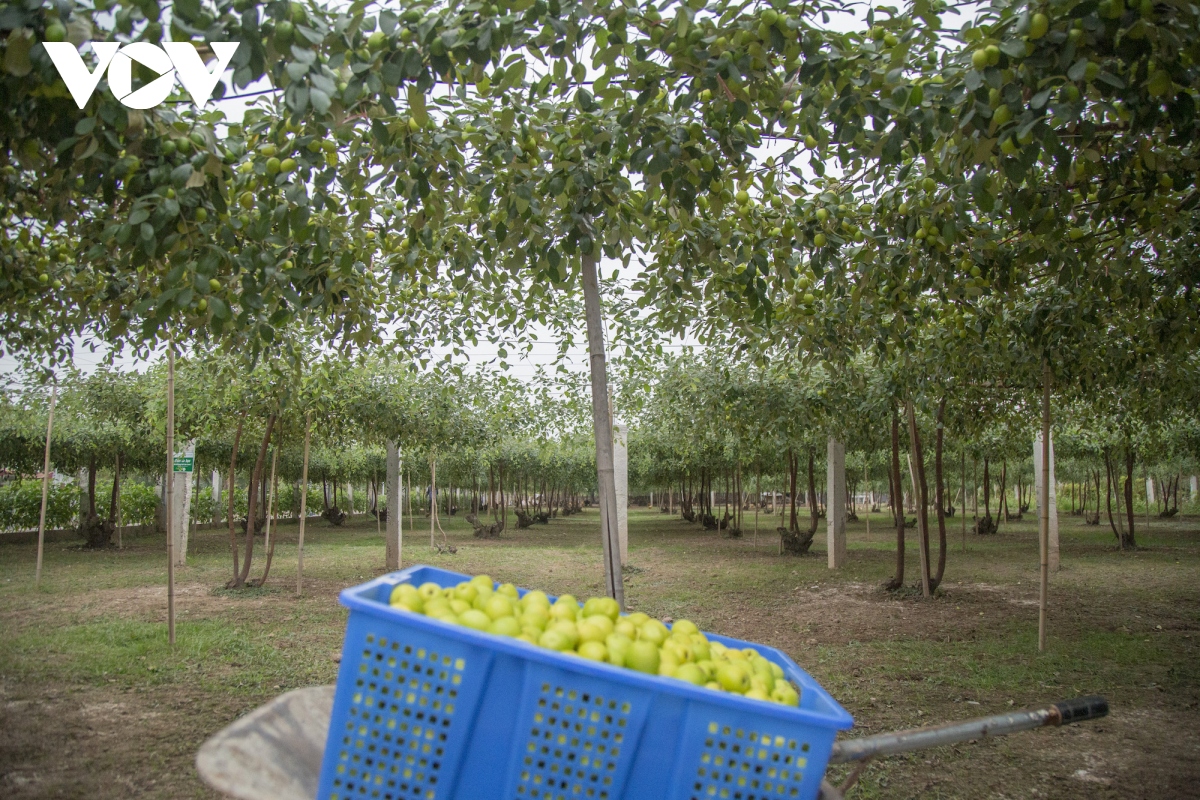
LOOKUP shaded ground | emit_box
[1,507,1198,798]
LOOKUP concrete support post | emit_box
[826,437,847,569]
[1034,432,1059,571]
[211,470,222,524]
[613,423,629,566]
[170,441,195,566]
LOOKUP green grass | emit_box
[1,507,1198,798]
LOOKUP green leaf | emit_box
[408,87,428,125]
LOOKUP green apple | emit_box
[577,641,607,661]
[675,663,706,685]
[488,616,522,637]
[456,608,489,631]
[625,641,660,674]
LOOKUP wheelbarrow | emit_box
[195,687,1108,800]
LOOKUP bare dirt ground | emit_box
[1,508,1198,799]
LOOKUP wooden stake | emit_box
[430,456,436,549]
[34,383,56,588]
[166,344,176,646]
[1039,363,1051,653]
[297,412,311,595]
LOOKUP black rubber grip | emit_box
[1054,696,1109,725]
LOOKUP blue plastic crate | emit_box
[318,565,852,800]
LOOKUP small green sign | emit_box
[173,444,195,473]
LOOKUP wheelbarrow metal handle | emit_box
[828,695,1108,765]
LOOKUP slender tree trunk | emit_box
[113,452,123,549]
[34,384,57,588]
[807,448,819,535]
[297,413,311,594]
[1124,449,1137,548]
[788,450,798,533]
[231,414,276,589]
[581,252,624,608]
[982,458,991,521]
[227,414,245,581]
[166,345,176,645]
[885,411,905,590]
[906,401,932,597]
[256,447,280,586]
[932,399,947,590]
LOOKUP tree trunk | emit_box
[298,413,311,594]
[788,450,798,533]
[230,414,276,589]
[34,384,57,588]
[227,414,245,582]
[982,458,991,521]
[906,401,932,597]
[581,253,623,607]
[932,399,947,590]
[806,448,819,535]
[255,447,280,586]
[885,411,905,591]
[1124,449,1137,548]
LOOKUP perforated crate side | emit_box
[317,612,496,800]
[500,661,655,800]
[665,702,836,800]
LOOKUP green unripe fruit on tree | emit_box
[1028,13,1049,39]
[804,134,818,149]
[1061,84,1081,103]
[992,104,1013,126]
[194,208,208,222]
[1017,129,1034,146]
[922,177,936,192]
[1068,227,1085,240]
[38,273,49,284]
[280,157,297,173]
[1084,62,1100,82]
[909,84,923,105]
[407,116,420,133]
[190,131,206,147]
[883,32,898,46]
[162,140,177,156]
[368,30,387,51]
[735,189,749,205]
[176,137,193,155]
[266,157,281,174]
[1068,27,1083,44]
[988,88,1002,107]
[985,45,1000,66]
[1139,0,1154,17]
[165,187,176,199]
[275,20,294,46]
[815,207,829,222]
[239,191,254,209]
[1147,70,1171,97]
[813,233,827,247]
[1158,173,1173,189]
[1000,136,1018,155]
[197,298,208,312]
[260,143,278,156]
[44,23,67,42]
[209,278,222,291]
[972,48,989,70]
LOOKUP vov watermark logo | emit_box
[44,42,240,110]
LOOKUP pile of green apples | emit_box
[389,574,800,707]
